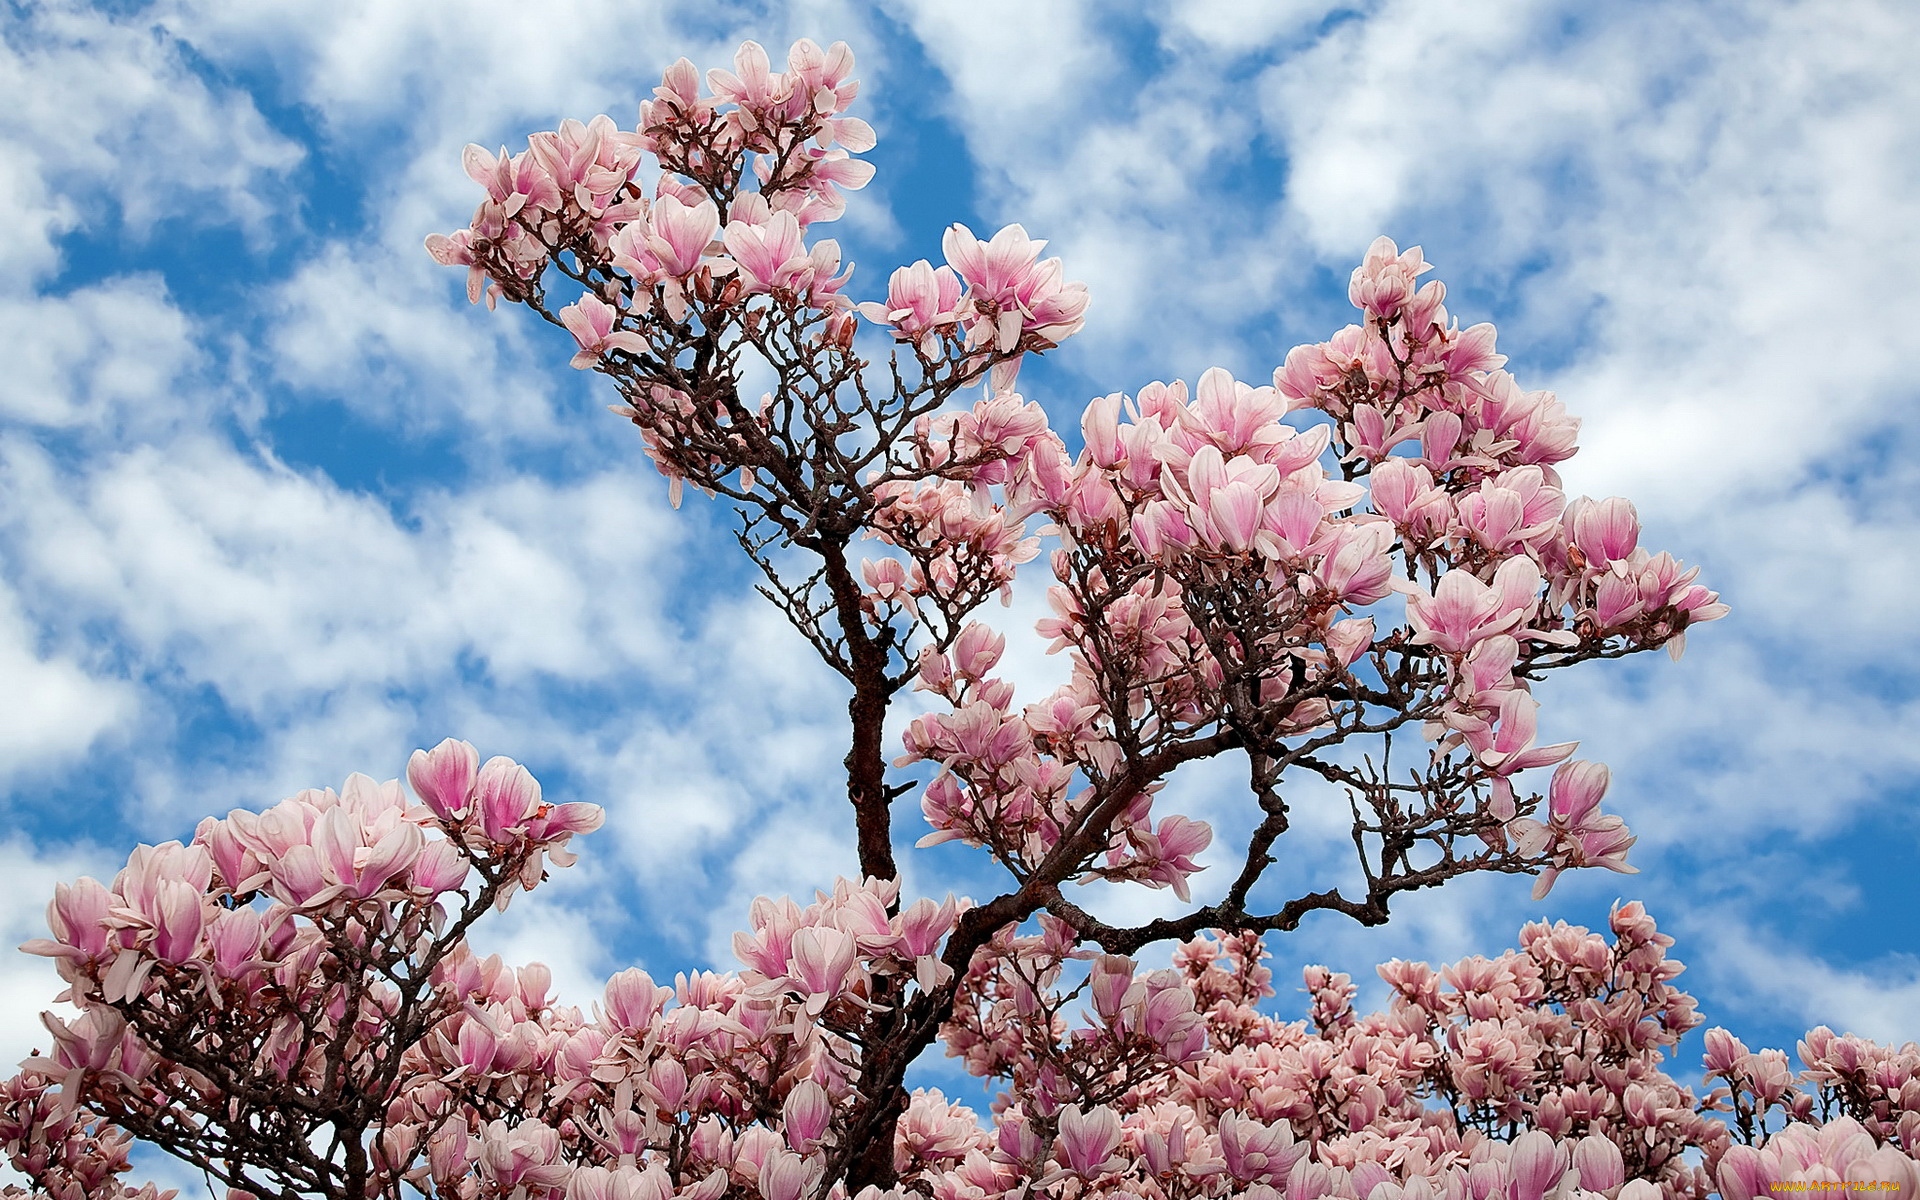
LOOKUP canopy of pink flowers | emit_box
[6,35,1872,1200]
[6,746,1916,1200]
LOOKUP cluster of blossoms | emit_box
[9,768,1916,1200]
[855,223,1091,393]
[428,41,873,307]
[1704,1028,1920,1154]
[4,34,1895,1200]
[930,903,1920,1200]
[426,39,1082,513]
[0,1074,164,1200]
[423,36,1729,923]
[4,743,599,1200]
[384,875,968,1200]
[887,238,1729,908]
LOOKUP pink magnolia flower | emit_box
[1547,758,1610,827]
[610,194,719,284]
[1508,759,1635,898]
[461,142,561,215]
[1055,1104,1124,1177]
[941,222,1088,388]
[1440,319,1505,378]
[1572,1134,1626,1193]
[559,294,649,369]
[1218,1112,1306,1186]
[943,222,1046,306]
[1327,616,1376,666]
[409,737,479,821]
[1476,373,1579,467]
[1462,689,1577,775]
[27,877,112,961]
[206,907,264,978]
[477,1118,568,1192]
[1370,458,1446,531]
[314,804,423,899]
[952,622,1006,680]
[1081,392,1126,468]
[1422,408,1465,469]
[1566,496,1640,569]
[782,1080,832,1151]
[788,925,857,1011]
[1348,236,1433,321]
[785,38,859,115]
[1407,557,1542,655]
[1314,522,1397,604]
[758,1149,813,1200]
[861,556,917,613]
[528,115,642,211]
[1182,366,1291,455]
[1134,814,1213,902]
[603,967,672,1031]
[856,260,963,355]
[475,756,543,843]
[706,40,787,111]
[1506,1130,1566,1200]
[423,227,492,305]
[722,209,808,293]
[1088,955,1135,1023]
[1703,1026,1750,1074]
[409,840,469,894]
[1131,499,1197,561]
[145,880,205,964]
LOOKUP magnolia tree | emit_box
[5,36,1915,1200]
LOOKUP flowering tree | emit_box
[5,36,1913,1200]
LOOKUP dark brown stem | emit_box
[817,535,900,884]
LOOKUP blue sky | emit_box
[3,0,1918,1182]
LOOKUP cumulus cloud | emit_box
[0,581,132,779]
[0,276,203,431]
[0,2,300,282]
[1155,0,1347,55]
[1,436,688,707]
[1681,907,1920,1045]
[893,0,1111,133]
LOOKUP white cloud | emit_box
[0,425,744,851]
[1260,0,1592,255]
[1682,908,1920,1045]
[1,435,688,708]
[1155,0,1347,55]
[0,588,132,778]
[261,240,577,444]
[892,0,1111,133]
[0,2,300,283]
[0,276,202,431]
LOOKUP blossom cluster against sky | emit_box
[3,0,1917,1161]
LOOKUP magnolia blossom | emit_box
[560,294,649,369]
[855,260,964,356]
[940,222,1091,390]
